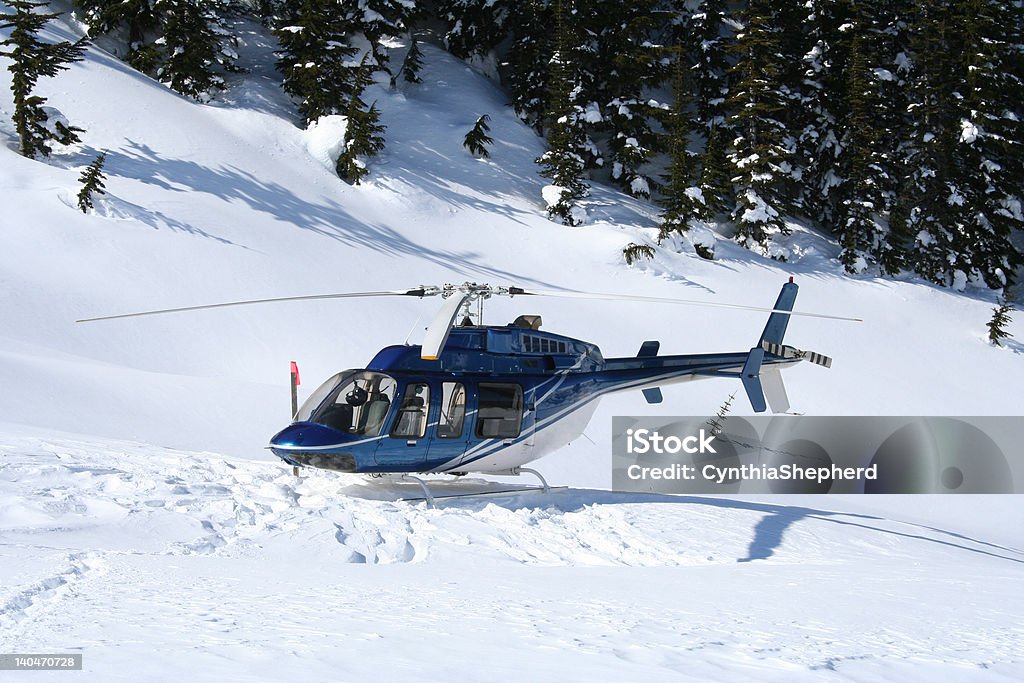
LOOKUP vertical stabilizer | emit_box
[760,280,799,346]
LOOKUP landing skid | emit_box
[397,468,560,507]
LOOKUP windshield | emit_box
[294,371,397,437]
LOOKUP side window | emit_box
[390,383,430,439]
[438,382,467,439]
[476,383,524,439]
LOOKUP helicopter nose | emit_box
[270,423,347,448]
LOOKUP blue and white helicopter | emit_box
[80,280,855,499]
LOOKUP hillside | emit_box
[0,10,1022,681]
[1,12,1020,465]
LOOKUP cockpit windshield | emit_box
[294,371,397,436]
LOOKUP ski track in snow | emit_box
[1,432,1022,680]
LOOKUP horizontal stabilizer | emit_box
[642,388,663,404]
[637,341,660,357]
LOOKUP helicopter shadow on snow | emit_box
[96,141,556,286]
[405,486,1024,566]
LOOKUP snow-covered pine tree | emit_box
[357,0,419,72]
[949,0,1024,290]
[836,31,890,274]
[901,0,966,288]
[669,0,731,127]
[695,123,732,220]
[335,57,386,185]
[155,0,237,100]
[986,296,1014,346]
[76,151,108,212]
[590,0,664,199]
[506,0,553,131]
[74,0,237,98]
[440,0,510,60]
[724,0,799,255]
[73,0,158,58]
[873,0,917,277]
[274,0,360,125]
[1,0,88,158]
[658,53,698,240]
[796,0,852,231]
[463,114,493,157]
[397,35,423,84]
[536,0,589,225]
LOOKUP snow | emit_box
[1,14,1023,681]
[684,186,705,205]
[629,176,649,196]
[739,189,780,224]
[960,119,979,144]
[0,427,1021,680]
[541,184,566,208]
[582,101,602,123]
[302,115,348,170]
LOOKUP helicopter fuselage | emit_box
[268,323,803,475]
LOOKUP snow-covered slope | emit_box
[1,14,1022,681]
[1,13,1021,466]
[1,428,1021,681]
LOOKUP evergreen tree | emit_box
[335,57,386,185]
[536,0,589,225]
[724,0,800,255]
[695,123,732,220]
[274,0,360,124]
[506,0,553,131]
[622,242,654,265]
[672,0,731,126]
[397,35,423,84]
[590,0,665,198]
[658,53,698,240]
[155,0,237,100]
[76,151,108,212]
[463,114,493,157]
[1,0,88,158]
[73,0,159,61]
[357,0,419,71]
[796,0,854,230]
[440,0,510,59]
[949,0,1024,289]
[74,0,237,99]
[836,31,889,274]
[986,297,1014,346]
[901,0,966,287]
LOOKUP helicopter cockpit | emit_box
[295,371,397,436]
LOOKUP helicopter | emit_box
[79,279,857,499]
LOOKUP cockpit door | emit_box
[430,381,472,467]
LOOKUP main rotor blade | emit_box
[421,293,470,360]
[512,288,863,323]
[75,288,431,323]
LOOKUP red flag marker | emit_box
[290,361,300,386]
